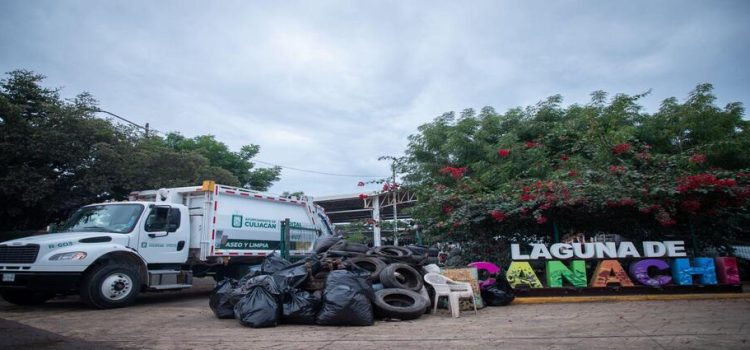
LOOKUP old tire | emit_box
[347,257,387,281]
[330,241,369,253]
[373,288,428,320]
[379,263,423,291]
[374,246,413,258]
[0,290,53,306]
[326,250,366,258]
[80,263,141,309]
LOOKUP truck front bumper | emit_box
[0,271,81,293]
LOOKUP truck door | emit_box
[137,205,190,264]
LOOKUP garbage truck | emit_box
[0,181,334,308]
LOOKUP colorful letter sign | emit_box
[589,260,634,287]
[545,260,587,287]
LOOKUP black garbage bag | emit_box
[233,275,281,328]
[209,278,238,319]
[261,253,291,274]
[481,271,515,306]
[282,290,321,324]
[272,258,314,293]
[316,270,375,326]
[314,235,342,254]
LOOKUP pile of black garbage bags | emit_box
[209,236,441,327]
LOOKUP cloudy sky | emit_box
[1,1,748,196]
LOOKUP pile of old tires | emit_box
[316,238,438,321]
[208,237,440,327]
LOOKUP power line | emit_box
[253,160,386,178]
[95,109,385,178]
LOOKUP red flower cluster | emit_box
[525,141,540,149]
[560,154,569,161]
[612,143,632,155]
[358,193,368,200]
[439,166,467,179]
[680,199,701,214]
[382,182,400,191]
[608,165,625,174]
[442,205,454,214]
[568,170,578,177]
[639,204,661,214]
[497,149,511,157]
[536,216,548,224]
[675,174,737,193]
[689,154,707,164]
[490,210,506,221]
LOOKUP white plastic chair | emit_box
[423,272,478,318]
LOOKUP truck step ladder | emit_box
[147,269,193,289]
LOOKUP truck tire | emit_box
[379,263,423,291]
[329,241,369,253]
[347,257,387,281]
[80,263,141,309]
[373,288,428,320]
[0,290,54,306]
[373,246,413,258]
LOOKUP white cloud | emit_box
[1,0,749,196]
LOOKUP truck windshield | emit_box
[60,204,144,234]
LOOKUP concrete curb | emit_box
[513,293,750,304]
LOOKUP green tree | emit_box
[400,84,750,264]
[0,70,280,231]
[162,133,280,191]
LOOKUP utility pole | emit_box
[392,162,398,246]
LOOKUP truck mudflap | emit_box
[0,272,81,292]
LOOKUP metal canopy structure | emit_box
[313,190,417,246]
[314,191,416,223]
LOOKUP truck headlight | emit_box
[49,252,87,261]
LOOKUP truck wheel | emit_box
[0,290,53,306]
[80,263,141,309]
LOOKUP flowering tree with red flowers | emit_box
[399,84,750,264]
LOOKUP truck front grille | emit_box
[0,244,40,263]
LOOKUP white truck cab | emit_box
[0,181,333,308]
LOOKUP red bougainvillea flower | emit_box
[490,210,506,222]
[520,193,533,202]
[568,170,578,177]
[619,198,636,206]
[681,200,701,213]
[382,183,391,191]
[608,165,625,174]
[439,166,467,179]
[639,204,660,214]
[357,181,365,187]
[536,216,548,224]
[525,141,539,149]
[358,193,368,200]
[659,219,677,227]
[560,154,569,161]
[497,149,511,157]
[442,205,454,214]
[689,154,707,164]
[676,174,737,192]
[612,143,632,155]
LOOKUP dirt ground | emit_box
[1,278,749,350]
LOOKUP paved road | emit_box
[1,282,749,350]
